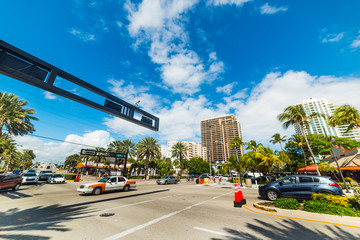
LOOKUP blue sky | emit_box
[1,0,360,163]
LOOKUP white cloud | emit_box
[43,91,57,100]
[207,0,252,6]
[260,3,288,15]
[69,28,96,42]
[105,70,360,148]
[322,32,344,43]
[125,0,224,95]
[216,83,236,95]
[350,37,360,48]
[15,130,114,164]
[107,78,161,112]
[235,70,360,144]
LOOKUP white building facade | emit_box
[295,98,360,141]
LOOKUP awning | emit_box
[340,166,360,171]
[298,164,317,172]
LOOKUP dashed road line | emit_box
[193,227,249,240]
[103,191,233,240]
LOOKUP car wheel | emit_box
[12,183,20,191]
[92,187,102,195]
[266,190,279,201]
[123,185,130,192]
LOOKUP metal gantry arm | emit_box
[0,40,159,131]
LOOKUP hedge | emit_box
[303,200,360,217]
[274,198,300,210]
[62,174,77,180]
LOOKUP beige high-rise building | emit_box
[166,141,207,160]
[201,115,243,164]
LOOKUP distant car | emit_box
[215,174,223,178]
[47,174,65,184]
[256,175,275,182]
[157,176,179,185]
[258,175,344,201]
[77,176,136,195]
[12,170,23,175]
[22,172,39,185]
[27,169,39,176]
[0,174,22,190]
[39,170,53,181]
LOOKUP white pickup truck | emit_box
[77,176,136,195]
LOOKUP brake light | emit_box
[328,183,341,188]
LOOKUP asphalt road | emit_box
[1,179,360,240]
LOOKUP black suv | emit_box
[0,174,22,190]
[259,175,344,201]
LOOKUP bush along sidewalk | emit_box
[273,192,360,217]
[303,193,360,217]
[273,198,300,210]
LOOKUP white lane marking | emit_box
[104,191,233,240]
[194,227,249,240]
[3,188,208,232]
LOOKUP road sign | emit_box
[80,149,97,156]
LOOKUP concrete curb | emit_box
[253,201,277,212]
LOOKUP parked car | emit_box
[39,170,53,181]
[47,174,65,184]
[12,170,23,175]
[0,174,22,190]
[77,176,136,195]
[22,172,39,185]
[157,176,179,185]
[256,175,275,182]
[258,175,344,201]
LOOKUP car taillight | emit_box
[328,183,341,188]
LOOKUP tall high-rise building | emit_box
[295,98,360,141]
[201,115,243,164]
[165,141,207,160]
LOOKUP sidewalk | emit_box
[249,201,360,229]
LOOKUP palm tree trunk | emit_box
[123,152,128,177]
[179,156,182,178]
[300,124,321,176]
[299,144,307,166]
[145,153,150,180]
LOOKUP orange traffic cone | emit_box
[74,175,80,182]
[234,183,246,207]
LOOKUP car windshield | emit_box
[53,175,63,178]
[24,173,36,176]
[98,177,110,182]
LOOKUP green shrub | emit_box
[354,186,360,206]
[129,175,145,179]
[62,174,77,180]
[303,200,360,217]
[311,193,350,207]
[274,198,300,210]
[345,177,355,183]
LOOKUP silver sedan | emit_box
[156,176,179,185]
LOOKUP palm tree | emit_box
[0,92,38,136]
[88,147,106,175]
[244,140,263,174]
[270,133,290,164]
[136,137,161,180]
[255,146,282,174]
[288,134,307,165]
[171,142,188,178]
[119,140,136,176]
[328,104,360,133]
[64,154,81,171]
[229,137,244,183]
[277,105,321,175]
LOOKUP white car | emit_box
[47,174,65,184]
[22,172,39,184]
[77,176,136,195]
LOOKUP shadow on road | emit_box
[212,219,360,240]
[0,203,93,240]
